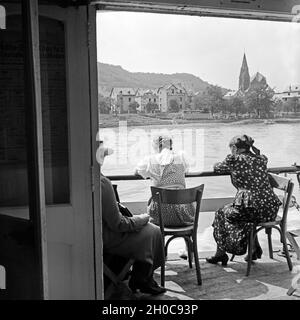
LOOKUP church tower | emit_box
[238,53,250,92]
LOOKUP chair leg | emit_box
[230,254,235,262]
[104,259,134,300]
[161,260,165,287]
[266,228,273,259]
[192,235,202,285]
[185,237,193,269]
[165,236,174,259]
[281,229,293,271]
[286,232,300,260]
[161,238,167,287]
[246,227,254,276]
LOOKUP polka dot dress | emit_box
[212,152,282,255]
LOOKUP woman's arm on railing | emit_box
[107,166,300,181]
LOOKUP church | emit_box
[224,53,271,99]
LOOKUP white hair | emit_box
[152,134,173,152]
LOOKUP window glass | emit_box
[0,15,70,207]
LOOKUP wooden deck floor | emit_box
[156,254,300,300]
[132,252,300,300]
[108,250,300,300]
[108,207,300,300]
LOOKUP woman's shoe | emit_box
[244,246,263,261]
[206,253,229,266]
[128,277,166,295]
[178,249,188,260]
[255,246,263,259]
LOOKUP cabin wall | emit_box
[0,3,100,299]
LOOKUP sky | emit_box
[96,11,300,92]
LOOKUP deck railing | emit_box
[107,165,300,215]
[107,165,300,181]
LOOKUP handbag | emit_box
[118,202,133,218]
[112,184,133,218]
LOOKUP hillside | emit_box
[98,62,227,97]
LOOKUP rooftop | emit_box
[283,85,300,93]
[250,72,266,83]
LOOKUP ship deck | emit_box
[109,207,300,300]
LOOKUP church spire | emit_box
[238,53,250,92]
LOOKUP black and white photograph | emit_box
[1,0,300,308]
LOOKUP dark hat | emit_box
[229,134,260,155]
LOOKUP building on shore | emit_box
[274,85,300,102]
[110,87,137,113]
[224,53,271,100]
[238,53,250,93]
[157,83,189,112]
[109,83,190,113]
[135,89,159,113]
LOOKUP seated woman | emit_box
[98,141,166,295]
[135,134,195,227]
[206,134,282,266]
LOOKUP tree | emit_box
[145,102,158,113]
[286,97,300,113]
[205,85,226,116]
[244,86,274,118]
[184,100,192,110]
[98,95,111,114]
[192,94,206,111]
[227,96,246,116]
[169,99,179,113]
[273,98,284,114]
[191,86,225,115]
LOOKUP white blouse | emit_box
[136,149,189,185]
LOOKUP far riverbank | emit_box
[99,113,300,128]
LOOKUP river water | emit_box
[101,121,300,202]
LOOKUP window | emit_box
[97,10,300,203]
[154,98,156,102]
[0,15,70,206]
[129,97,131,102]
[149,98,151,102]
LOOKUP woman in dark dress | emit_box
[97,140,166,295]
[206,134,282,266]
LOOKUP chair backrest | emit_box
[268,173,294,227]
[150,185,204,234]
